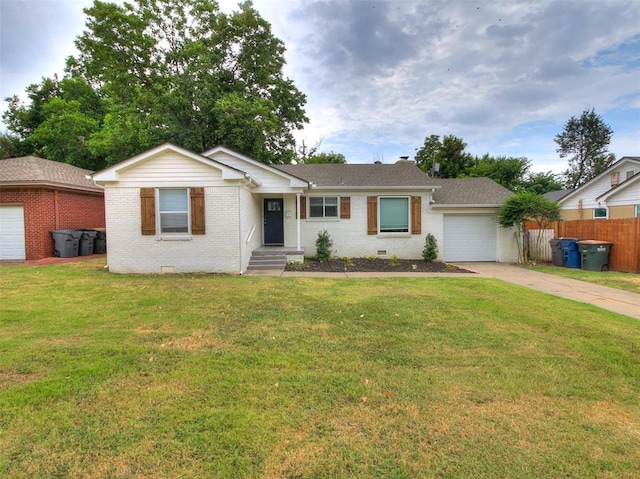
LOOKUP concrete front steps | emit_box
[245,246,305,274]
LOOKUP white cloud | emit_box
[2,0,638,172]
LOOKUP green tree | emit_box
[497,192,561,263]
[73,0,307,164]
[0,132,28,159]
[466,154,531,191]
[305,151,346,164]
[520,171,563,195]
[3,76,105,167]
[414,134,473,178]
[556,109,614,188]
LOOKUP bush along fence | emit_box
[527,218,640,273]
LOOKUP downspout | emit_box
[53,190,60,229]
[296,193,301,251]
[239,175,254,275]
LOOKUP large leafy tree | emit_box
[465,154,531,191]
[555,109,614,188]
[414,134,473,178]
[3,76,104,167]
[3,0,307,168]
[520,171,563,195]
[73,0,307,165]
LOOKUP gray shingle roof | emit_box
[543,189,573,202]
[0,156,102,192]
[274,163,437,187]
[426,178,513,205]
[275,163,512,205]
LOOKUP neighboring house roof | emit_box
[0,156,102,193]
[559,156,640,206]
[274,163,438,188]
[543,189,574,202]
[596,170,640,201]
[429,177,514,206]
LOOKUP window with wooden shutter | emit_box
[340,197,351,219]
[411,196,421,235]
[367,196,377,234]
[140,188,156,235]
[190,187,205,235]
[300,196,306,219]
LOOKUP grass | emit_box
[1,258,639,478]
[524,263,640,294]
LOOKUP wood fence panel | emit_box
[528,229,554,262]
[554,218,640,273]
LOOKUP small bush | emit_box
[315,230,333,262]
[391,255,400,266]
[423,233,438,262]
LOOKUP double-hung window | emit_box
[309,196,338,218]
[635,205,640,218]
[159,188,189,233]
[379,197,409,233]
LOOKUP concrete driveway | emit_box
[455,263,640,321]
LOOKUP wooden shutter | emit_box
[340,197,351,219]
[140,188,156,236]
[411,196,421,235]
[190,187,205,235]
[367,196,377,235]
[300,196,306,219]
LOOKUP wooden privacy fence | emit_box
[528,218,640,273]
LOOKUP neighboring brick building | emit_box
[0,156,105,260]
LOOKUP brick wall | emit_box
[0,187,105,260]
[104,186,241,273]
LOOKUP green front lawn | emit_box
[1,259,639,478]
[524,264,640,294]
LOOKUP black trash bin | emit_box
[559,237,581,268]
[577,240,613,271]
[79,230,98,256]
[93,229,106,254]
[51,230,81,258]
[549,238,563,266]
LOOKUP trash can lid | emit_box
[576,240,612,245]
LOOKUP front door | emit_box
[264,198,284,245]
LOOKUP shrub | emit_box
[315,230,333,262]
[391,255,400,266]
[423,233,438,262]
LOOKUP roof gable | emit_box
[559,156,640,206]
[92,143,247,182]
[0,156,102,192]
[596,171,640,201]
[203,145,308,188]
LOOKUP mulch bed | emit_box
[285,257,473,273]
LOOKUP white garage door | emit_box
[444,215,497,262]
[0,205,26,260]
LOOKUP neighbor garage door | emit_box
[443,215,497,262]
[0,205,26,260]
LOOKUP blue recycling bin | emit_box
[559,237,580,268]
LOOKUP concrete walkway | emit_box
[256,263,640,321]
[453,263,640,321]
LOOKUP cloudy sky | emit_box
[1,0,638,173]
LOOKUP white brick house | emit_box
[91,143,518,274]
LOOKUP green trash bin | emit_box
[577,240,613,271]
